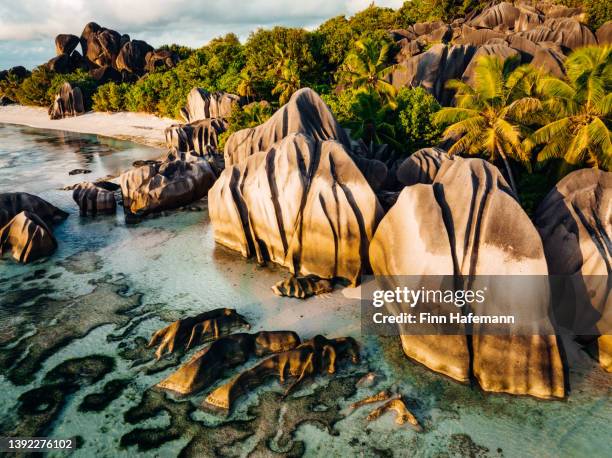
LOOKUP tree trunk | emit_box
[496,144,519,198]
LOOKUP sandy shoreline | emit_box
[0,105,177,149]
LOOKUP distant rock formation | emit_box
[209,133,382,286]
[180,88,241,123]
[369,156,565,399]
[55,34,80,55]
[0,211,58,263]
[223,88,351,166]
[535,169,611,372]
[0,192,68,227]
[48,82,85,119]
[387,1,608,103]
[165,118,228,156]
[115,40,154,76]
[72,182,118,216]
[119,153,216,216]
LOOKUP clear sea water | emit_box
[0,123,610,457]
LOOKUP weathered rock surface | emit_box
[144,50,179,72]
[72,182,117,216]
[180,88,241,123]
[396,147,450,186]
[534,169,611,371]
[469,2,520,29]
[48,82,85,119]
[0,211,57,263]
[115,40,154,75]
[0,192,68,227]
[55,34,80,55]
[224,88,351,166]
[165,118,228,156]
[209,133,382,285]
[369,157,565,399]
[89,65,122,84]
[596,21,612,45]
[119,154,217,216]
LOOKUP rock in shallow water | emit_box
[120,154,216,216]
[0,211,57,263]
[369,156,565,399]
[209,133,382,286]
[0,192,68,227]
[72,182,117,216]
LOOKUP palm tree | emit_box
[525,45,612,172]
[341,37,397,107]
[272,58,302,105]
[434,55,541,195]
[347,89,399,151]
[237,67,256,103]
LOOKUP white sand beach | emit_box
[0,105,177,148]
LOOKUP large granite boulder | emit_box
[0,192,68,227]
[596,21,612,45]
[390,44,448,93]
[119,154,216,216]
[72,182,117,216]
[89,65,122,84]
[534,169,611,372]
[165,118,228,156]
[223,88,351,166]
[55,34,80,56]
[80,22,122,68]
[48,82,85,119]
[462,45,520,84]
[396,147,450,186]
[180,88,241,123]
[369,157,565,399]
[469,2,520,29]
[209,133,382,285]
[518,18,597,50]
[532,46,566,77]
[46,54,73,73]
[115,40,154,75]
[0,211,58,263]
[145,50,179,72]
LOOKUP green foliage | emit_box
[0,73,25,102]
[396,0,487,26]
[322,89,358,125]
[12,66,56,106]
[317,16,355,69]
[157,43,194,60]
[556,0,611,30]
[526,45,612,172]
[218,101,273,151]
[92,82,130,112]
[48,69,98,110]
[395,87,444,153]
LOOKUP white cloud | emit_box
[0,0,405,68]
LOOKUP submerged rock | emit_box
[534,169,611,372]
[369,157,565,399]
[180,88,240,123]
[209,133,382,285]
[271,275,334,298]
[48,82,85,119]
[223,88,351,166]
[156,331,300,396]
[119,153,217,216]
[72,182,117,216]
[367,396,422,430]
[0,211,57,263]
[204,335,359,413]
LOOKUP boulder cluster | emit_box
[48,22,179,83]
[389,1,611,103]
[0,193,68,263]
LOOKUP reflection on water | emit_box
[0,124,610,457]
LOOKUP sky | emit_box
[0,0,404,70]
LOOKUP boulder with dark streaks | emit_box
[115,40,154,75]
[223,88,351,166]
[180,88,240,123]
[165,118,228,156]
[48,82,85,119]
[469,2,520,29]
[396,147,450,186]
[209,133,382,285]
[72,182,117,216]
[534,169,611,372]
[0,192,68,227]
[0,211,57,263]
[369,157,565,399]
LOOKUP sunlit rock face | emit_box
[0,211,57,263]
[72,182,117,216]
[535,169,612,372]
[48,82,85,120]
[209,133,382,286]
[223,88,351,167]
[165,118,228,156]
[370,157,565,399]
[180,88,241,123]
[395,147,450,186]
[120,154,216,216]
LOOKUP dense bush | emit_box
[217,101,274,151]
[395,87,443,154]
[92,82,130,112]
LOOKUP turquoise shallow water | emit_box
[0,123,610,457]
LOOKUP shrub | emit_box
[218,101,274,151]
[13,66,56,106]
[92,82,130,112]
[395,87,444,155]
